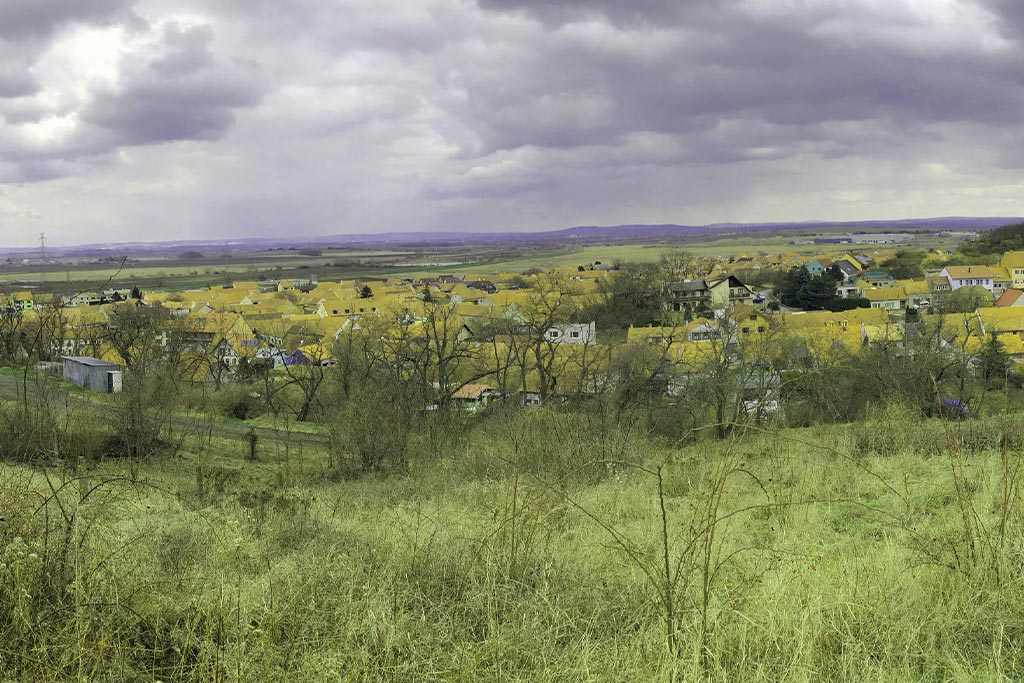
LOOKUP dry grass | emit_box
[2,408,1024,681]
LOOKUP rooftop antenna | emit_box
[39,232,47,284]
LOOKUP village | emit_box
[4,242,1024,418]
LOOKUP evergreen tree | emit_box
[978,333,1012,387]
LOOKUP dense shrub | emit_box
[844,406,1024,458]
[214,384,266,420]
[0,401,109,462]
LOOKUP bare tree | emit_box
[278,343,330,422]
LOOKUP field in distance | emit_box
[0,226,968,292]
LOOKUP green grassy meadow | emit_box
[4,400,1024,681]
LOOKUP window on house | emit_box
[570,331,580,338]
[742,327,750,334]
[757,326,765,333]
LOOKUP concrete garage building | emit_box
[62,356,122,393]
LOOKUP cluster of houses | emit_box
[781,252,1024,312]
[11,248,1024,405]
[13,271,608,396]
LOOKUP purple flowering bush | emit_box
[939,398,969,420]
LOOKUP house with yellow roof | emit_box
[191,311,253,337]
[230,281,261,293]
[835,254,864,272]
[928,312,983,339]
[487,290,532,309]
[446,284,487,304]
[992,266,1013,296]
[926,275,952,299]
[999,252,1024,288]
[379,284,417,299]
[778,308,892,359]
[940,265,998,293]
[237,298,302,316]
[58,307,110,357]
[863,287,907,310]
[202,290,252,308]
[781,307,889,330]
[317,299,363,317]
[726,304,775,336]
[897,280,932,307]
[626,325,691,345]
[976,307,1024,336]
[453,302,496,321]
[862,322,904,345]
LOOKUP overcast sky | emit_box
[0,0,1022,247]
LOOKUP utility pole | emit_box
[39,232,47,284]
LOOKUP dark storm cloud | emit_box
[0,0,131,39]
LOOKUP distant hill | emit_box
[317,216,1023,246]
[5,216,1021,255]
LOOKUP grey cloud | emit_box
[0,0,131,39]
[0,158,66,184]
[84,72,263,145]
[983,0,1024,38]
[150,22,215,77]
[79,21,264,146]
[0,36,44,100]
[0,17,268,180]
[0,70,37,99]
[2,0,1023,244]
[454,2,1024,162]
[475,0,713,27]
[0,15,266,185]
